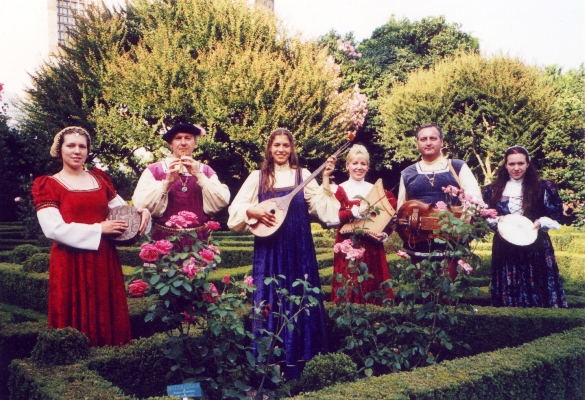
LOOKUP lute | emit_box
[249,133,355,237]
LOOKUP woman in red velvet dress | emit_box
[331,145,396,305]
[32,127,150,346]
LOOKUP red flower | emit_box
[205,221,221,231]
[202,283,219,303]
[129,279,148,297]
[139,243,160,262]
[154,239,173,255]
[199,249,215,264]
[223,275,230,284]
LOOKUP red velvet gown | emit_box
[331,185,397,304]
[32,169,132,346]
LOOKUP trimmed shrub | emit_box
[9,244,41,264]
[22,253,50,273]
[301,352,358,392]
[31,327,90,366]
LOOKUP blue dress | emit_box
[252,168,328,378]
[482,180,568,308]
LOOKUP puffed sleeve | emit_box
[32,176,103,250]
[198,165,231,214]
[227,171,261,232]
[303,169,340,224]
[542,180,563,222]
[335,186,353,225]
[132,167,169,217]
[91,168,118,201]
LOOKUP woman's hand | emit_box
[247,204,277,227]
[533,219,541,230]
[322,156,337,178]
[100,220,128,236]
[137,208,151,236]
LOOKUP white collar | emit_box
[340,178,373,200]
[274,162,290,171]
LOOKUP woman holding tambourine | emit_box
[481,146,567,308]
[330,145,397,305]
[32,127,150,346]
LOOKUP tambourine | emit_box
[497,214,537,246]
[107,205,141,245]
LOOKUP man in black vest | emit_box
[396,123,482,279]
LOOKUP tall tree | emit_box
[317,17,479,186]
[18,0,363,192]
[378,53,559,185]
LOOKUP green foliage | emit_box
[9,244,42,264]
[22,253,50,273]
[379,54,560,185]
[301,352,358,392]
[20,0,357,194]
[31,327,90,366]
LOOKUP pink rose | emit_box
[244,275,254,287]
[205,221,221,231]
[396,250,409,259]
[457,259,473,275]
[182,257,200,279]
[14,197,21,203]
[178,211,199,226]
[139,243,160,262]
[208,244,221,255]
[202,283,219,303]
[345,248,364,260]
[128,279,148,297]
[480,208,498,219]
[154,239,173,255]
[442,185,460,196]
[222,275,230,284]
[199,249,215,264]
[166,215,188,228]
[435,201,448,211]
[458,192,474,202]
[338,239,354,254]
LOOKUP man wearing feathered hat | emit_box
[132,123,230,241]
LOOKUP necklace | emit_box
[418,162,437,187]
[179,175,189,192]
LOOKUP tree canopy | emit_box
[378,53,561,184]
[19,0,364,189]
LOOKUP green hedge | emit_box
[0,264,49,313]
[295,326,585,399]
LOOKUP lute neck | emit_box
[286,139,353,200]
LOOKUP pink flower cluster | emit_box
[244,275,254,287]
[338,84,368,132]
[457,259,473,275]
[441,185,497,218]
[165,211,199,229]
[334,239,364,260]
[396,250,409,259]
[337,39,362,59]
[128,279,148,297]
[139,239,174,262]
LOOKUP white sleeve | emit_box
[397,176,407,210]
[303,169,341,224]
[538,216,561,231]
[131,168,169,217]
[197,173,231,214]
[37,207,102,250]
[227,171,260,232]
[459,163,484,205]
[109,194,126,208]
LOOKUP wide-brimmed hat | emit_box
[162,123,206,143]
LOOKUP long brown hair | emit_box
[260,128,299,195]
[489,146,542,216]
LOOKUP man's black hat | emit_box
[162,123,205,143]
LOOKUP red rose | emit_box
[139,243,160,262]
[205,221,221,231]
[128,279,149,297]
[223,275,230,284]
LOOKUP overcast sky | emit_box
[1,0,583,111]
